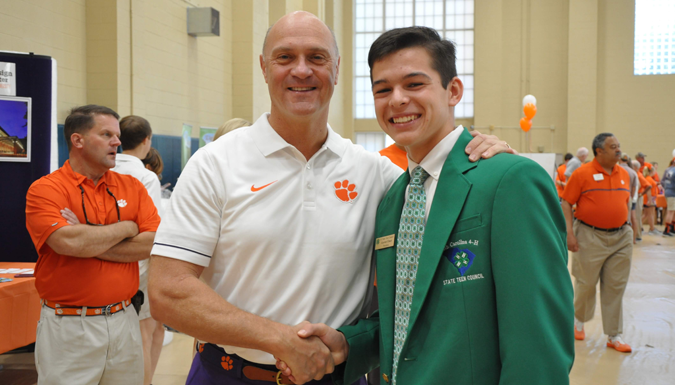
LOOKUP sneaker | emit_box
[574,319,585,341]
[607,335,632,353]
[648,230,660,235]
[636,237,642,242]
[664,232,675,237]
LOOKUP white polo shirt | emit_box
[151,113,402,364]
[113,153,163,275]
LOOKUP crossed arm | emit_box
[46,208,154,262]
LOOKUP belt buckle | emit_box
[104,304,113,316]
[276,371,283,385]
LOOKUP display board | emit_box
[0,52,55,262]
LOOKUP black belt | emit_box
[578,220,626,232]
[196,342,332,385]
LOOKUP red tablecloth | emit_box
[0,262,40,354]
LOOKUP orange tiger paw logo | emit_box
[221,355,233,370]
[334,180,358,203]
[198,343,204,353]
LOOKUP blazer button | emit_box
[382,373,389,383]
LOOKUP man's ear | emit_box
[260,54,269,84]
[334,56,341,85]
[447,77,464,107]
[71,133,84,149]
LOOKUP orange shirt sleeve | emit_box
[25,180,72,254]
[561,169,583,205]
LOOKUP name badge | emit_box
[593,173,604,181]
[375,234,396,250]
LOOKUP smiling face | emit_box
[80,114,121,173]
[372,47,462,163]
[260,12,340,126]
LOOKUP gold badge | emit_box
[375,234,396,250]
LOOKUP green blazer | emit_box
[336,129,574,384]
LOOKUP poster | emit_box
[181,123,192,170]
[0,62,16,96]
[199,127,217,148]
[0,96,31,162]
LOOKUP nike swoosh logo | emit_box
[251,181,277,192]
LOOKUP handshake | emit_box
[273,321,350,385]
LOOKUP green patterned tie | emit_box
[392,166,430,385]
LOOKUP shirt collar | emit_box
[407,125,464,181]
[63,159,116,187]
[591,158,620,176]
[114,153,145,168]
[249,113,346,159]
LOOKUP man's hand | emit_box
[274,321,335,384]
[276,322,348,383]
[466,130,518,162]
[567,233,579,252]
[60,208,81,225]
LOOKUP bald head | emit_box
[262,11,339,58]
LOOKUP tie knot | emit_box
[411,166,430,186]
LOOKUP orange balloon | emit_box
[520,117,532,132]
[523,103,537,120]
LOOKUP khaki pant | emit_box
[571,221,633,336]
[36,302,144,385]
[635,202,643,238]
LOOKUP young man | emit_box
[282,26,574,385]
[562,133,633,353]
[25,105,160,384]
[112,115,165,385]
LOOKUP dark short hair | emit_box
[64,105,119,151]
[592,133,615,156]
[564,153,573,161]
[142,147,164,180]
[368,26,457,89]
[119,115,152,151]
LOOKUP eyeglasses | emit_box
[79,185,121,226]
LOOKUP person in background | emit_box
[643,167,658,235]
[379,143,408,170]
[214,118,251,141]
[143,147,164,179]
[636,152,652,176]
[563,133,633,353]
[619,154,638,243]
[556,153,574,198]
[564,147,589,178]
[113,115,165,385]
[632,159,651,242]
[25,105,160,384]
[662,159,675,237]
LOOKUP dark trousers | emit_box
[187,343,367,385]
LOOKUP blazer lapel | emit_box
[407,128,478,335]
[375,171,409,373]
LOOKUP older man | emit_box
[564,147,589,178]
[563,133,633,353]
[148,11,511,385]
[25,105,160,384]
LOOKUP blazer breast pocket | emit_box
[453,213,482,233]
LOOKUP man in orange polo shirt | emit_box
[562,133,633,353]
[25,105,160,384]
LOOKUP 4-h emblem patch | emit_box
[447,248,475,276]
